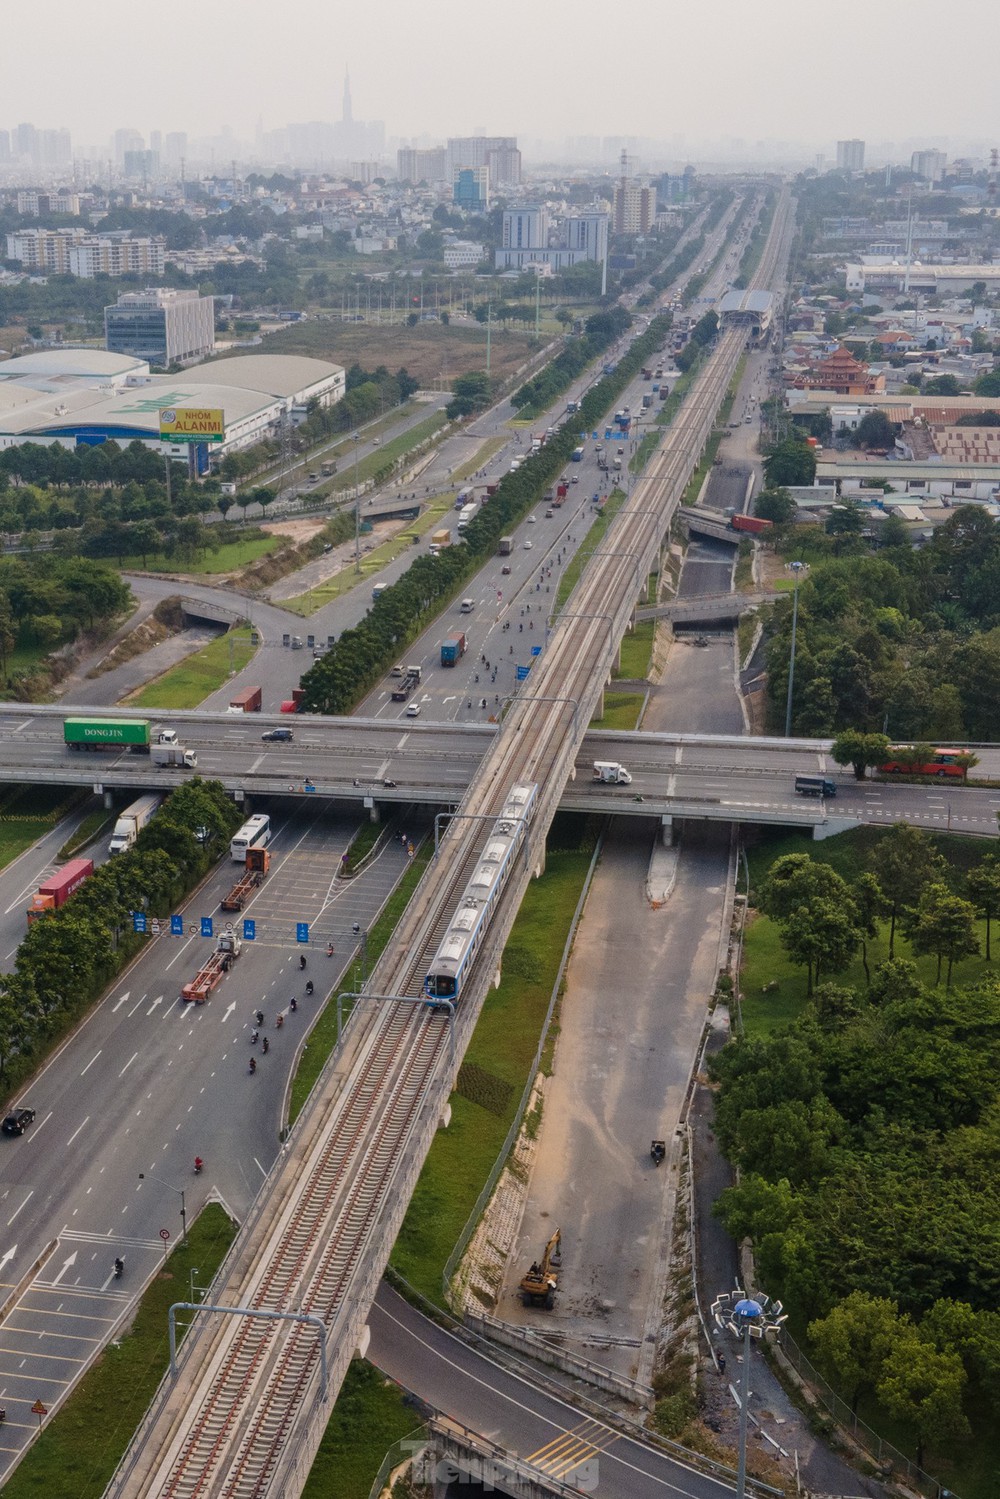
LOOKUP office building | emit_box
[495,208,608,270]
[396,147,447,182]
[453,166,489,210]
[105,288,215,366]
[836,138,865,172]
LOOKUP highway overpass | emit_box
[4,705,998,838]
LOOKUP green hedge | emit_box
[301,313,674,715]
[0,780,242,1095]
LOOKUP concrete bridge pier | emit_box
[660,814,676,845]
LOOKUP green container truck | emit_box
[64,717,152,752]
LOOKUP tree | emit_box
[809,1292,909,1413]
[830,731,891,781]
[759,853,849,921]
[876,1335,969,1470]
[909,883,980,988]
[764,438,817,488]
[856,409,896,450]
[923,374,963,397]
[852,872,891,985]
[974,369,1000,398]
[780,897,860,995]
[826,500,865,538]
[966,856,1000,961]
[753,486,795,525]
[870,825,948,958]
[132,520,162,568]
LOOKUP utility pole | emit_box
[486,303,492,375]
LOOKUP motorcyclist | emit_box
[299,953,307,970]
[262,1036,270,1054]
[249,1056,257,1074]
[305,981,314,996]
[194,1157,203,1174]
[290,996,298,1012]
[114,1256,125,1278]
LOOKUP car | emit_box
[390,664,405,677]
[3,1107,35,1136]
[501,564,511,574]
[405,702,421,717]
[527,515,536,523]
[262,727,293,742]
[545,510,554,519]
[524,539,533,550]
[570,475,579,484]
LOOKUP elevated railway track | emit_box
[109,191,794,1498]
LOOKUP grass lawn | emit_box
[453,434,505,482]
[0,786,89,873]
[325,411,447,495]
[616,618,655,680]
[119,534,279,576]
[591,691,645,731]
[302,1360,423,1499]
[2,1204,236,1499]
[555,489,627,608]
[129,626,257,710]
[390,849,592,1304]
[282,495,454,617]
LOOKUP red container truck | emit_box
[28,858,94,925]
[228,684,262,713]
[731,514,773,535]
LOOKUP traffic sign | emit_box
[151,918,161,935]
[516,664,532,681]
[31,1399,47,1417]
[171,915,184,936]
[159,1228,170,1241]
[296,922,310,944]
[132,912,147,934]
[531,644,542,656]
[243,919,256,941]
[201,917,214,938]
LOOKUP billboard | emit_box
[158,407,225,443]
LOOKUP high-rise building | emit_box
[453,166,489,210]
[0,130,9,163]
[836,139,865,172]
[123,149,160,180]
[6,228,81,273]
[15,123,37,161]
[911,148,948,183]
[113,128,145,164]
[613,182,654,234]
[105,287,214,365]
[447,136,520,187]
[70,235,166,278]
[164,132,188,165]
[502,207,548,252]
[495,208,607,270]
[563,212,608,263]
[396,147,446,182]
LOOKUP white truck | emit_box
[593,761,633,786]
[109,793,164,854]
[151,743,198,769]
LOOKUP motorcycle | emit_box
[194,1157,203,1175]
[299,954,307,970]
[249,1056,257,1074]
[650,1139,666,1167]
[305,981,314,997]
[114,1255,125,1279]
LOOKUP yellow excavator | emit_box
[520,1228,561,1309]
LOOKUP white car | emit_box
[405,702,421,717]
[527,514,536,523]
[524,539,533,550]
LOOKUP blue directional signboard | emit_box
[201,917,214,938]
[531,644,542,656]
[243,919,256,942]
[296,922,310,944]
[516,664,532,681]
[171,915,184,936]
[132,912,147,934]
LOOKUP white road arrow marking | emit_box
[111,991,131,1013]
[51,1251,78,1287]
[147,995,163,1016]
[0,1245,17,1271]
[221,1001,236,1023]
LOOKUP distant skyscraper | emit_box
[447,136,520,188]
[454,166,489,210]
[911,148,947,183]
[343,68,352,126]
[836,139,865,172]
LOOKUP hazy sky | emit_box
[7,0,998,157]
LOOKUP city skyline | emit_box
[4,0,998,163]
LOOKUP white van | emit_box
[460,598,475,613]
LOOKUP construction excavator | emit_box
[520,1228,561,1309]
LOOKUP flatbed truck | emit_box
[181,932,242,1003]
[221,847,270,911]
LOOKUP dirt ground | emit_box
[259,518,328,544]
[255,319,536,386]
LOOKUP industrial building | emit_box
[0,350,344,471]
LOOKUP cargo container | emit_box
[280,700,298,714]
[441,633,467,667]
[28,858,93,924]
[485,484,499,497]
[498,536,514,556]
[431,528,451,549]
[151,744,197,769]
[641,393,653,409]
[227,685,262,714]
[109,793,163,854]
[292,687,305,707]
[64,717,151,752]
[556,483,569,503]
[731,513,773,535]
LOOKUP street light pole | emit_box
[352,432,362,575]
[711,1288,786,1498]
[784,560,805,738]
[138,1171,188,1247]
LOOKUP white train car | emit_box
[424,783,537,1008]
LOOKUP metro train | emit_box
[424,782,538,1009]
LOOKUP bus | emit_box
[230,813,272,862]
[571,446,585,462]
[879,747,969,779]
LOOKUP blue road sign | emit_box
[171,915,184,936]
[516,664,532,681]
[296,922,310,944]
[132,912,147,934]
[243,918,256,941]
[201,917,214,938]
[531,644,542,656]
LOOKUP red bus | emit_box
[879,748,968,779]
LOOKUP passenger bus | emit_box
[230,813,272,862]
[571,446,585,462]
[879,747,969,779]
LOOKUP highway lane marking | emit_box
[65,1117,90,1148]
[111,991,132,1013]
[0,1342,92,1362]
[80,1052,101,1077]
[119,1052,139,1079]
[6,1193,32,1228]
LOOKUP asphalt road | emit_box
[369,1285,741,1499]
[0,802,416,1471]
